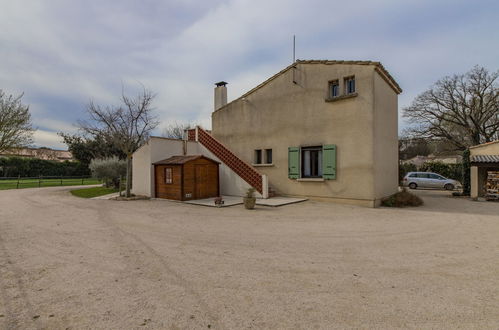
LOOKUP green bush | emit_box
[461,149,471,196]
[381,189,423,207]
[399,163,417,182]
[0,156,89,177]
[89,157,126,188]
[419,161,462,181]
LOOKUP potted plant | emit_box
[214,196,224,207]
[243,187,256,209]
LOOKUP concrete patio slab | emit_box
[182,195,308,207]
[256,197,307,207]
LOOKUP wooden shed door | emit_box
[195,165,208,199]
[195,164,218,199]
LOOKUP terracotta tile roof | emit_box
[153,155,220,165]
[214,59,402,113]
[470,155,499,163]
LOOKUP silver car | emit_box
[403,172,461,190]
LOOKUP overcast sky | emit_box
[1,0,497,149]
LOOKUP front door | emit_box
[195,165,208,199]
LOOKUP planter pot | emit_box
[243,197,256,209]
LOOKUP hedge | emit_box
[419,161,463,181]
[0,157,89,177]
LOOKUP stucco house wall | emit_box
[373,70,399,201]
[470,141,499,156]
[212,62,400,207]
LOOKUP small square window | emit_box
[344,76,355,94]
[329,80,339,98]
[265,149,272,164]
[255,149,262,164]
[164,167,173,184]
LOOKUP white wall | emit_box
[132,137,189,197]
[132,136,256,198]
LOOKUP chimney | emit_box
[214,81,227,110]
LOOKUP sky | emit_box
[0,0,498,150]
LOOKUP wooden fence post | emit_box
[17,175,20,189]
[39,175,42,188]
[60,175,63,186]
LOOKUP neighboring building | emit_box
[469,140,499,199]
[401,154,462,168]
[133,60,402,207]
[0,147,73,162]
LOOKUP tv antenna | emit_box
[293,35,296,62]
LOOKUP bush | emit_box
[381,189,424,207]
[399,163,417,182]
[419,161,462,181]
[461,149,471,196]
[89,157,126,188]
[0,156,89,177]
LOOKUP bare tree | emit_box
[78,87,159,197]
[162,121,195,139]
[403,66,498,150]
[0,90,34,153]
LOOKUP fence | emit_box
[0,176,100,190]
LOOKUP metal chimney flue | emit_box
[214,81,227,110]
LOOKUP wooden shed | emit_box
[153,155,220,201]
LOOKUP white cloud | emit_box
[32,130,66,149]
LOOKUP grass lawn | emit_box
[70,186,119,198]
[0,178,101,190]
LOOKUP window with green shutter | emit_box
[288,147,300,179]
[322,145,336,179]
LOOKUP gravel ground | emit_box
[0,187,498,330]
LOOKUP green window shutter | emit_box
[322,144,336,180]
[288,147,300,179]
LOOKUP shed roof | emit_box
[153,155,220,165]
[470,155,499,163]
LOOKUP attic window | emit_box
[329,80,339,98]
[344,76,355,94]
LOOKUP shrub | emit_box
[419,161,462,181]
[245,187,256,198]
[381,189,423,207]
[89,157,126,188]
[0,156,89,177]
[461,149,471,196]
[399,163,417,182]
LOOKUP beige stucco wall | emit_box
[470,141,499,156]
[373,71,399,202]
[212,63,399,206]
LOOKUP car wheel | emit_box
[409,183,417,189]
[444,183,454,191]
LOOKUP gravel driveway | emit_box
[0,187,498,329]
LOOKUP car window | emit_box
[418,173,430,178]
[409,173,417,177]
[429,174,441,179]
